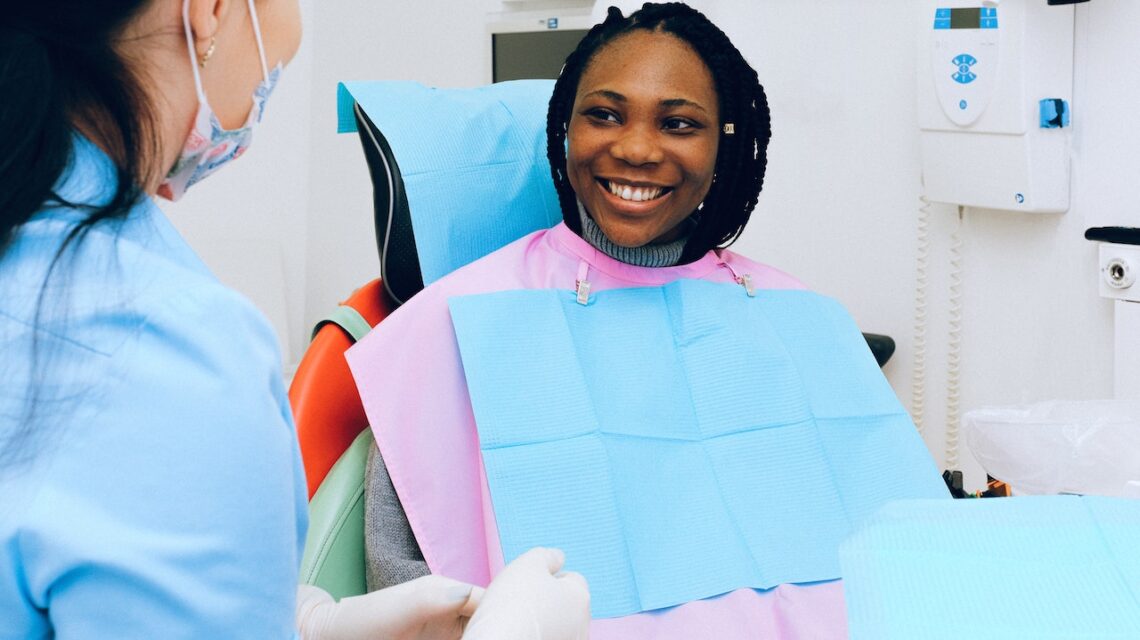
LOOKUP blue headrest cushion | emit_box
[337,80,562,286]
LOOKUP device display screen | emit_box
[950,8,981,29]
[493,30,589,82]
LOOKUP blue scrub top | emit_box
[0,136,308,638]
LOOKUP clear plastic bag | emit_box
[964,400,1140,498]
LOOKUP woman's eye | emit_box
[663,118,697,132]
[585,109,620,124]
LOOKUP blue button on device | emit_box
[547,17,559,29]
[951,54,978,84]
[1039,98,1070,128]
[936,8,951,18]
[934,19,951,29]
[981,18,998,29]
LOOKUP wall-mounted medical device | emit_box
[486,9,591,83]
[918,0,1076,213]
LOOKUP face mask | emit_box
[158,0,282,201]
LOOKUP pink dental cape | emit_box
[346,223,848,638]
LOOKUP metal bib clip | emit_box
[575,260,591,305]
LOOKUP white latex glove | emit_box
[296,575,483,640]
[463,547,590,640]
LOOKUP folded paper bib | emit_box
[840,496,1140,638]
[449,280,948,618]
[336,80,561,285]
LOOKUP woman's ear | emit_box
[186,0,229,53]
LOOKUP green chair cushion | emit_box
[300,428,373,600]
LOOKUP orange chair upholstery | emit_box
[289,278,393,498]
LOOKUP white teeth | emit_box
[607,181,663,202]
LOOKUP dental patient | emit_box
[346,3,947,639]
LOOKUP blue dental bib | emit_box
[449,280,948,618]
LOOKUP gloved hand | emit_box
[296,575,483,640]
[463,547,590,640]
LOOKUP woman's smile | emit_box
[598,177,673,204]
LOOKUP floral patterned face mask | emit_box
[158,0,282,201]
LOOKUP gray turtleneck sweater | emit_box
[577,201,691,268]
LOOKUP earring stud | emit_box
[198,37,217,69]
[723,123,736,135]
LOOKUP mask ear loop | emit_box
[245,0,271,81]
[181,0,208,104]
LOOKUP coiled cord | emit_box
[910,195,931,436]
[944,206,965,469]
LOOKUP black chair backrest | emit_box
[353,102,424,308]
[863,333,896,368]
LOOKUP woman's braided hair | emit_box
[546,2,772,263]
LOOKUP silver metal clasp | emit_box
[576,279,591,305]
[738,273,756,297]
[717,256,756,298]
[575,260,591,305]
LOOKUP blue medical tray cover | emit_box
[448,281,948,618]
[337,80,561,285]
[841,496,1140,639]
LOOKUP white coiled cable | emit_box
[944,206,965,470]
[910,195,931,436]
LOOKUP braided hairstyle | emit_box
[546,2,772,263]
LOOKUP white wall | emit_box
[172,0,1137,488]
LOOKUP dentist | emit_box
[0,1,587,638]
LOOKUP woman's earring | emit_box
[198,37,217,69]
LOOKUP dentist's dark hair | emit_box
[1,1,160,253]
[546,2,772,263]
[0,1,159,470]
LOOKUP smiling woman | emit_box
[547,2,771,265]
[352,4,888,640]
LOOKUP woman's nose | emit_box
[610,125,663,166]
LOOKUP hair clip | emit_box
[722,123,736,135]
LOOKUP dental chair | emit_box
[290,103,418,599]
[290,278,388,599]
[293,79,898,600]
